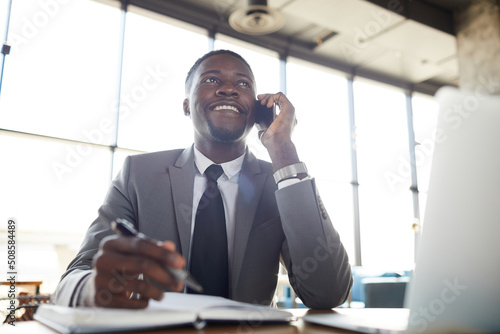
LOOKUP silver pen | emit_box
[110,218,203,293]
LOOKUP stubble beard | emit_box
[207,118,248,143]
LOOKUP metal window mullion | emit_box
[405,90,421,264]
[279,52,287,94]
[347,74,362,267]
[0,0,14,99]
[109,0,129,181]
[208,28,215,51]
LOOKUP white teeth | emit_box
[214,105,240,113]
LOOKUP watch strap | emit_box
[273,162,308,184]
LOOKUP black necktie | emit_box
[189,164,229,297]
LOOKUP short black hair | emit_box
[185,49,254,95]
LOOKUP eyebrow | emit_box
[200,70,253,82]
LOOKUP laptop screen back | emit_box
[405,87,500,333]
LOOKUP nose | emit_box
[216,82,239,98]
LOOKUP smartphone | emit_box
[255,100,275,128]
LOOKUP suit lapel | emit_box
[231,151,267,297]
[168,146,196,257]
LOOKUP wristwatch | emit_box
[273,162,308,184]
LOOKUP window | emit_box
[117,7,208,152]
[0,0,122,144]
[0,132,112,292]
[287,58,354,262]
[354,79,415,268]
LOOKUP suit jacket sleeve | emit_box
[276,178,353,309]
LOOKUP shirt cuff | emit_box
[277,177,303,189]
[77,273,96,307]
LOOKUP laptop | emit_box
[304,87,500,333]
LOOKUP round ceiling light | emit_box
[229,5,285,35]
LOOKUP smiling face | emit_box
[184,54,257,149]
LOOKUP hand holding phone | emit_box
[254,100,275,129]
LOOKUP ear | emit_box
[183,98,190,117]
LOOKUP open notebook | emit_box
[35,292,293,333]
[304,87,500,333]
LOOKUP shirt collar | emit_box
[193,146,246,181]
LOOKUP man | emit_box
[54,50,352,309]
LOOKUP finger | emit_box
[274,92,284,108]
[94,290,149,309]
[126,278,165,300]
[161,240,176,252]
[256,94,275,108]
[93,268,165,301]
[150,277,184,292]
[258,92,289,109]
[102,236,185,269]
[94,251,182,291]
[155,244,186,292]
[95,239,185,294]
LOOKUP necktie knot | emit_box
[205,164,224,184]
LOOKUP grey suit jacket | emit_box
[54,146,352,309]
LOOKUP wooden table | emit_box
[0,281,43,295]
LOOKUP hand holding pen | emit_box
[110,218,202,293]
[90,218,198,308]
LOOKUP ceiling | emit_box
[126,0,475,94]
